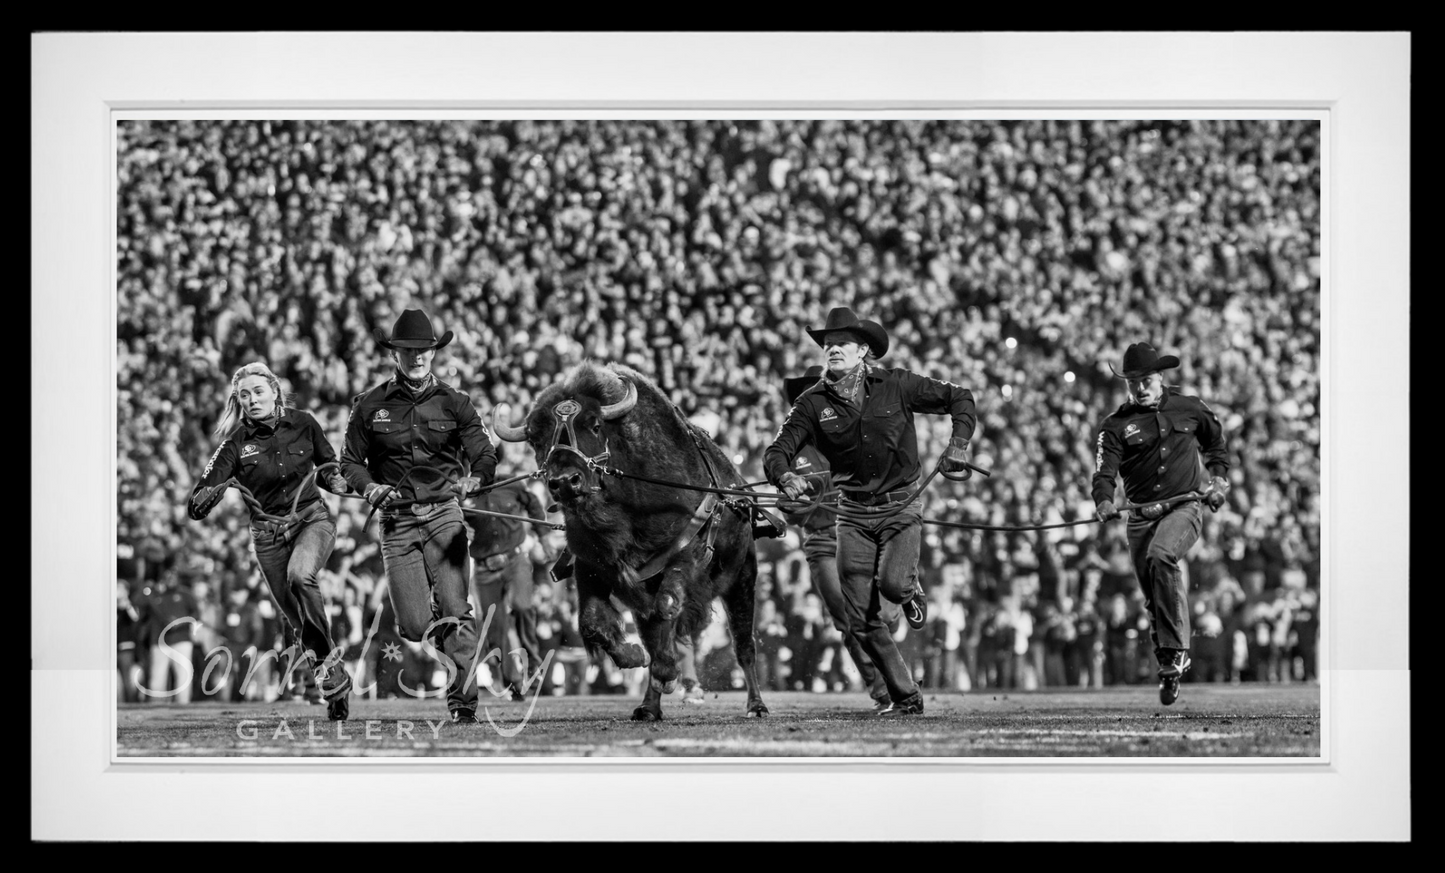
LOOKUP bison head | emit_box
[492,365,638,505]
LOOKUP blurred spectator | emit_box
[1189,596,1228,684]
[220,584,266,701]
[1071,596,1106,688]
[921,586,965,690]
[754,598,788,691]
[785,592,829,691]
[1039,597,1076,688]
[1103,593,1138,686]
[189,578,226,701]
[136,574,197,703]
[542,595,590,697]
[116,581,142,703]
[1289,587,1320,683]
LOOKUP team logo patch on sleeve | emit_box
[241,444,260,459]
[820,407,837,421]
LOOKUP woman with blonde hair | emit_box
[188,361,355,720]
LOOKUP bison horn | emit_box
[490,402,529,442]
[600,380,638,420]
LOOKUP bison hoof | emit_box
[655,592,682,620]
[650,676,677,695]
[613,643,650,670]
[631,706,663,722]
[746,703,769,718]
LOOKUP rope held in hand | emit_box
[359,464,563,532]
[591,452,1201,533]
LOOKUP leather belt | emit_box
[840,482,918,506]
[253,516,303,543]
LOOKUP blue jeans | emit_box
[251,501,337,667]
[804,535,890,702]
[379,499,480,713]
[1127,501,1203,653]
[836,497,924,703]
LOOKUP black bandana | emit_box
[826,361,868,408]
[396,372,435,394]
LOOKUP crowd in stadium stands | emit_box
[115,119,1321,702]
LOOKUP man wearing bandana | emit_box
[765,307,977,716]
[341,309,498,723]
[1091,342,1232,706]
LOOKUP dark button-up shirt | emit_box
[1091,387,1230,507]
[341,374,497,507]
[465,480,550,561]
[765,365,976,496]
[189,409,338,519]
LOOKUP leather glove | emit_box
[778,472,812,501]
[1094,500,1120,522]
[189,483,228,520]
[453,476,483,499]
[324,471,350,494]
[363,483,400,509]
[1204,475,1230,512]
[1139,502,1167,521]
[939,437,973,478]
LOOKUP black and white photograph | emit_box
[111,114,1325,758]
[34,32,1409,842]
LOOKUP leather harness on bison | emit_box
[493,362,768,721]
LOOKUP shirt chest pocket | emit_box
[423,418,458,449]
[239,454,264,484]
[1122,425,1152,448]
[370,419,408,445]
[819,414,852,447]
[865,405,904,442]
[283,441,311,475]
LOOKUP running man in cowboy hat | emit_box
[765,307,977,716]
[1091,341,1232,706]
[779,365,897,711]
[340,308,498,723]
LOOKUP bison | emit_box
[492,361,768,721]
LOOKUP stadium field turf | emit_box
[116,684,1321,758]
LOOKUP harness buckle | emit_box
[751,506,787,540]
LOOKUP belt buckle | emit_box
[411,502,433,518]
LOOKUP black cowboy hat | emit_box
[805,306,889,359]
[1110,342,1180,379]
[783,365,825,405]
[373,309,453,351]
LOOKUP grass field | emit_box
[116,683,1321,758]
